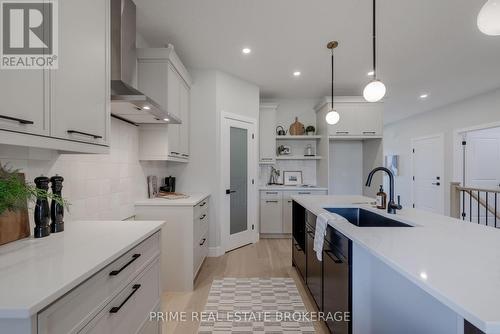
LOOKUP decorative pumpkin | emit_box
[289,117,305,136]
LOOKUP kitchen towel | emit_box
[314,212,330,261]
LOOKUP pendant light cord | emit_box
[372,0,376,79]
[331,48,334,109]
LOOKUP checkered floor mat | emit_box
[198,278,315,333]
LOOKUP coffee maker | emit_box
[160,176,176,193]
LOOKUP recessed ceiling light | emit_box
[143,106,151,110]
[163,118,169,122]
[293,71,301,77]
[420,93,429,99]
[242,48,251,54]
[367,71,375,76]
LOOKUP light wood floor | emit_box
[160,238,328,334]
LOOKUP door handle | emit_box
[0,114,34,125]
[67,130,103,139]
[432,182,441,186]
[226,189,236,194]
[324,249,343,264]
[109,254,141,276]
[109,284,141,313]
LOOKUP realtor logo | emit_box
[1,0,58,69]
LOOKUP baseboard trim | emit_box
[260,233,292,239]
[208,246,224,257]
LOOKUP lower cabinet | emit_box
[260,189,327,236]
[292,204,352,334]
[135,195,210,291]
[306,223,323,310]
[37,233,161,334]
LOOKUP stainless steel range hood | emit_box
[110,0,181,124]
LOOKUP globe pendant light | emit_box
[478,0,500,36]
[363,0,386,102]
[326,41,340,125]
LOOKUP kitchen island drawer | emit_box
[79,259,160,334]
[37,232,160,334]
[194,197,209,219]
[194,207,209,245]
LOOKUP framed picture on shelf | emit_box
[283,171,303,186]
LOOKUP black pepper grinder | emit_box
[34,176,50,238]
[50,175,64,233]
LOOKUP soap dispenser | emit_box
[376,185,387,210]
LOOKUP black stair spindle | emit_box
[469,191,472,222]
[495,193,498,228]
[478,191,481,225]
[486,192,489,227]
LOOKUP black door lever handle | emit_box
[225,189,236,194]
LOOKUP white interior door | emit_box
[221,114,257,252]
[412,134,445,214]
[463,127,500,224]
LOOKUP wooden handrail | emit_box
[450,182,500,220]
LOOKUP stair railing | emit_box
[451,182,500,227]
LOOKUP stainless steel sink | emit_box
[325,208,413,227]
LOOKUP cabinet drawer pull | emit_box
[199,201,207,207]
[266,192,278,195]
[109,284,141,314]
[0,114,34,125]
[266,200,279,203]
[363,131,376,134]
[182,154,189,157]
[261,158,274,161]
[199,214,207,220]
[67,130,103,139]
[288,200,292,203]
[336,131,349,135]
[170,151,180,155]
[298,192,311,195]
[199,238,206,246]
[109,254,141,276]
[324,249,343,264]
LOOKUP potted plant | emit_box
[305,125,316,136]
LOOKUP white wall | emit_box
[384,88,500,215]
[168,69,259,253]
[0,118,170,226]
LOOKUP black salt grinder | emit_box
[50,175,64,233]
[34,176,51,238]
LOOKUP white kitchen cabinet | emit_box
[0,0,110,153]
[259,104,278,164]
[137,46,191,161]
[50,0,109,145]
[314,97,383,138]
[135,194,210,291]
[260,189,328,236]
[0,70,49,136]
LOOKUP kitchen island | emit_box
[292,195,499,334]
[0,220,164,334]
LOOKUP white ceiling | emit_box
[135,0,500,124]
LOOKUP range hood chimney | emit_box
[110,0,181,124]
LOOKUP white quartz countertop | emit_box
[135,193,210,206]
[0,220,164,318]
[291,195,500,333]
[260,185,328,191]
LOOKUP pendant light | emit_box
[325,41,340,125]
[477,0,500,36]
[363,0,386,102]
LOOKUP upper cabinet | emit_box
[137,46,192,161]
[315,97,383,138]
[0,0,110,153]
[259,104,278,164]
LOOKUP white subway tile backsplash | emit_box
[0,118,171,226]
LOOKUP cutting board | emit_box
[0,173,30,245]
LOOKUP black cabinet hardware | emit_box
[0,114,34,125]
[226,189,236,194]
[109,284,141,313]
[298,192,311,195]
[170,151,180,155]
[266,200,279,203]
[109,254,141,276]
[432,182,441,186]
[199,201,207,207]
[67,130,102,139]
[363,131,376,134]
[324,249,343,263]
[181,154,189,157]
[266,192,278,194]
[336,131,349,134]
[199,214,206,220]
[199,238,206,246]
